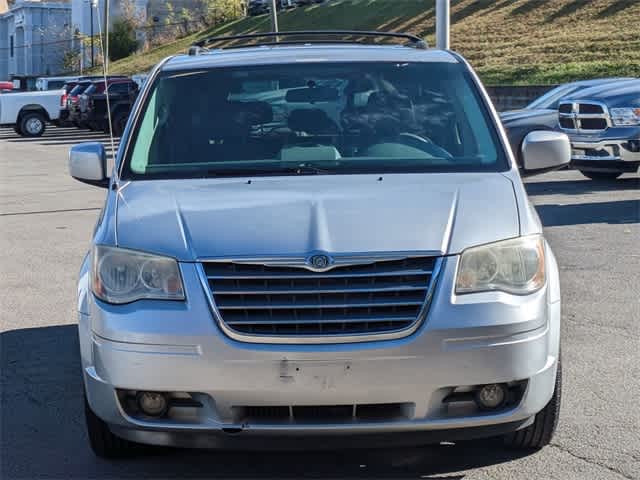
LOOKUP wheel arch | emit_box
[17,104,51,122]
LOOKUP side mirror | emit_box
[69,142,109,188]
[521,131,571,176]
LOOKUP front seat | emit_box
[288,108,340,136]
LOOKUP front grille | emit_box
[558,103,572,114]
[234,403,412,424]
[203,256,437,338]
[559,101,609,133]
[559,117,575,129]
[580,118,608,130]
[579,103,604,114]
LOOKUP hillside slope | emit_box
[104,0,640,84]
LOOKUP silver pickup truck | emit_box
[558,78,640,180]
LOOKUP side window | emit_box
[130,88,159,173]
[108,83,129,95]
[48,81,65,90]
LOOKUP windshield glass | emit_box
[123,62,506,179]
[527,84,583,110]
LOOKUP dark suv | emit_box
[81,79,139,135]
[67,76,127,128]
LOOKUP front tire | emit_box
[84,396,134,458]
[504,356,562,450]
[580,170,622,181]
[111,111,129,137]
[19,112,46,137]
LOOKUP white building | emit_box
[0,0,72,80]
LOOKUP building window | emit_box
[10,35,14,58]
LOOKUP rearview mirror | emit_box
[285,86,340,103]
[521,131,571,176]
[69,142,109,188]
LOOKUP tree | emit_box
[108,17,138,61]
[178,7,194,35]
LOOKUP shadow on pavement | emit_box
[526,177,640,196]
[1,325,534,479]
[535,199,639,227]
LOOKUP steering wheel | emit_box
[396,132,453,158]
[398,132,433,144]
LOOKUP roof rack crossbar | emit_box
[192,30,428,50]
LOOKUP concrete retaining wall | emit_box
[486,85,557,112]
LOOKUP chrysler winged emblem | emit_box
[308,254,331,271]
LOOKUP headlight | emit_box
[456,235,545,295]
[91,245,185,304]
[610,107,640,126]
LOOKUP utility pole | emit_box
[436,0,450,50]
[269,0,278,33]
[103,0,109,71]
[89,0,95,68]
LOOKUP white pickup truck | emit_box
[0,89,63,136]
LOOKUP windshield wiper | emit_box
[288,163,334,175]
[205,163,335,178]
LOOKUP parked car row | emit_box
[0,74,147,137]
[501,77,640,180]
[60,76,142,136]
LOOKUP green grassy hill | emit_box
[104,0,640,85]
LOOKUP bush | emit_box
[197,0,244,26]
[109,18,138,61]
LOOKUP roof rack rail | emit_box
[190,30,428,53]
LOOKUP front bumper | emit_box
[79,254,561,448]
[108,419,532,450]
[569,135,640,172]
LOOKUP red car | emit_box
[0,81,14,93]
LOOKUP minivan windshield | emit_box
[123,62,507,179]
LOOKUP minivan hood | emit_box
[115,173,519,261]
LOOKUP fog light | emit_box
[627,140,640,153]
[136,391,168,417]
[474,384,507,410]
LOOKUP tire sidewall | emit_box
[579,170,622,181]
[20,113,46,137]
[113,112,128,137]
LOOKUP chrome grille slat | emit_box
[207,268,432,279]
[211,283,428,295]
[202,256,437,339]
[218,299,425,309]
[226,316,417,325]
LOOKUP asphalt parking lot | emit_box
[1,125,638,479]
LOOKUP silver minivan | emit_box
[70,32,569,458]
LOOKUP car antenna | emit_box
[95,0,117,175]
